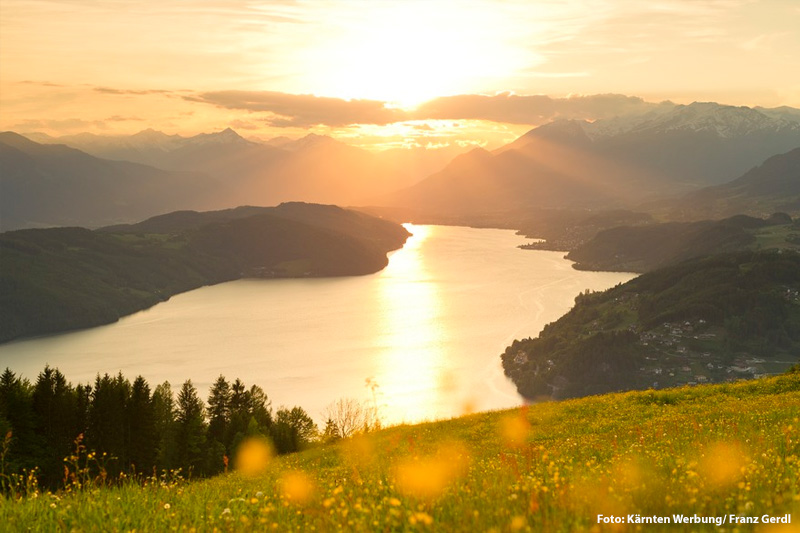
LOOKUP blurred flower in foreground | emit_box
[234,437,273,477]
[699,441,747,487]
[500,409,531,448]
[394,440,470,500]
[279,470,315,504]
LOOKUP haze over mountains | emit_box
[675,147,800,219]
[0,132,222,230]
[2,100,800,231]
[17,128,464,215]
[383,102,800,216]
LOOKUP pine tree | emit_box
[321,418,341,444]
[152,382,176,471]
[174,380,207,477]
[88,373,130,475]
[247,384,272,430]
[127,376,155,475]
[226,378,250,453]
[272,406,317,454]
[0,369,36,475]
[73,383,91,441]
[31,366,77,486]
[206,375,231,448]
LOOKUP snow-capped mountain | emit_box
[180,127,253,147]
[126,128,186,151]
[625,102,800,138]
[385,102,800,217]
[518,102,800,190]
[583,102,800,140]
[270,133,343,152]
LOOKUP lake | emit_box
[0,224,634,425]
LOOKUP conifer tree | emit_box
[0,369,36,474]
[226,378,250,453]
[272,406,317,454]
[127,376,155,475]
[247,384,273,430]
[175,380,207,476]
[206,375,231,447]
[89,373,131,474]
[74,383,91,441]
[152,381,176,471]
[31,366,77,486]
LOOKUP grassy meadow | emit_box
[2,374,799,532]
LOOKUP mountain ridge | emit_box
[0,132,222,231]
[382,102,800,218]
[13,129,465,214]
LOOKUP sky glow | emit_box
[1,0,798,148]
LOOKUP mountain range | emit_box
[4,100,800,231]
[671,147,800,218]
[382,102,800,217]
[18,128,465,216]
[0,132,222,230]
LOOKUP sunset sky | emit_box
[1,0,799,149]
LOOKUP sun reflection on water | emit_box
[373,224,449,423]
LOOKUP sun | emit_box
[297,3,527,109]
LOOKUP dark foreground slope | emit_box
[503,251,800,400]
[0,203,409,343]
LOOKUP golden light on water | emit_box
[372,224,447,423]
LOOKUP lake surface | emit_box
[0,225,634,425]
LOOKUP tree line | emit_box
[0,366,318,491]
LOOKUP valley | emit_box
[4,2,800,529]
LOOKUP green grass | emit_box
[3,375,800,531]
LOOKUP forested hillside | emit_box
[0,367,319,491]
[502,251,800,399]
[565,213,799,272]
[0,204,409,343]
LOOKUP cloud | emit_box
[187,90,407,127]
[106,115,145,122]
[413,93,669,125]
[18,80,66,87]
[10,118,111,131]
[414,94,555,124]
[739,32,791,53]
[186,89,673,128]
[93,86,170,95]
[229,119,260,130]
[183,89,674,128]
